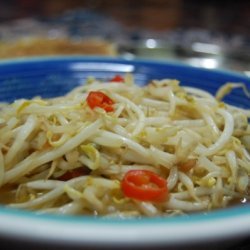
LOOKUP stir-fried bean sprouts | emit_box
[0,76,249,217]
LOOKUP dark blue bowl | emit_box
[0,56,249,109]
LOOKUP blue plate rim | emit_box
[0,55,249,81]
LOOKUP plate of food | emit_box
[0,56,249,248]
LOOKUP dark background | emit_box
[0,0,249,36]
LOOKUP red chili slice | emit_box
[110,75,124,83]
[86,91,114,112]
[121,170,168,202]
[57,167,89,181]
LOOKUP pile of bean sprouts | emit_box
[0,75,249,217]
